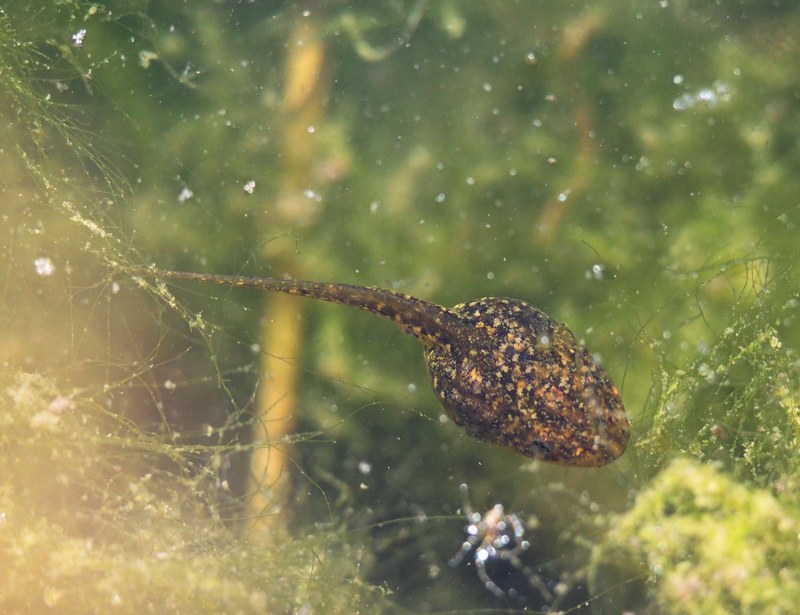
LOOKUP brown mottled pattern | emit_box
[425,298,629,466]
[140,269,630,466]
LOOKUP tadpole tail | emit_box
[134,267,463,350]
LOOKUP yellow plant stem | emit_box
[248,15,327,536]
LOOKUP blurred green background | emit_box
[2,1,800,613]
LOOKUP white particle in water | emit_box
[673,81,730,111]
[635,156,651,172]
[164,379,176,391]
[358,461,372,475]
[34,257,55,276]
[697,88,716,103]
[435,192,446,203]
[48,395,74,414]
[406,383,417,393]
[591,263,605,280]
[139,50,158,69]
[243,180,256,194]
[698,362,717,383]
[177,187,194,203]
[72,29,87,47]
[306,125,315,133]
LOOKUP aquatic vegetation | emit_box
[590,458,800,614]
[3,0,800,612]
[0,371,391,613]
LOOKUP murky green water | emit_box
[2,2,800,613]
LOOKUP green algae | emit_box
[590,457,800,614]
[3,1,800,612]
[0,371,391,614]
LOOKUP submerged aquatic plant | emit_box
[0,371,392,613]
[3,0,800,612]
[589,457,800,614]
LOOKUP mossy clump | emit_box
[589,457,800,614]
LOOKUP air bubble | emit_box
[243,180,256,194]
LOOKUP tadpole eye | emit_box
[530,439,552,454]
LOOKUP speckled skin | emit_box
[426,298,628,466]
[140,268,630,466]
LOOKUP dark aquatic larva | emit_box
[138,268,629,466]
